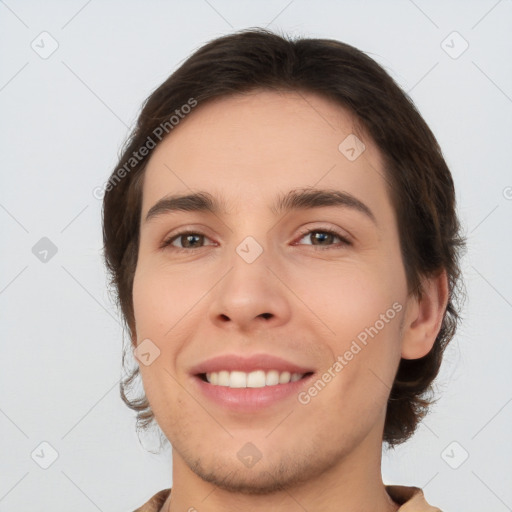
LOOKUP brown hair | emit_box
[102,27,466,447]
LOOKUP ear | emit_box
[401,269,449,359]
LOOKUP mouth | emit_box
[190,353,316,411]
[197,370,314,388]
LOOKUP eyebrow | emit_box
[144,188,377,226]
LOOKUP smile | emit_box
[190,353,316,411]
[203,370,309,388]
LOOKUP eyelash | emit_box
[160,227,352,253]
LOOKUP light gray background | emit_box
[1,1,511,511]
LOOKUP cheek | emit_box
[132,261,210,341]
[301,283,403,429]
[289,257,405,396]
[132,264,198,424]
[290,258,404,341]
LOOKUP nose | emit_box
[207,251,292,333]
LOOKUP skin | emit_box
[131,90,448,512]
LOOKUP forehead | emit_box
[141,89,394,225]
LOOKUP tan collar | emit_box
[385,485,442,511]
[134,485,441,511]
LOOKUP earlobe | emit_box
[401,269,449,360]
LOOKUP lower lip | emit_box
[192,374,315,412]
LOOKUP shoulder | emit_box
[386,485,442,511]
[132,488,172,512]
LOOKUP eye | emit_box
[295,228,351,250]
[160,231,215,252]
[160,227,351,253]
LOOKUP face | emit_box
[132,90,413,493]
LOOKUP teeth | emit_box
[230,371,246,388]
[279,371,291,384]
[247,370,266,388]
[265,370,279,386]
[205,370,305,388]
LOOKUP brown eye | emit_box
[296,229,351,249]
[161,232,213,251]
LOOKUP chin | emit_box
[177,438,345,495]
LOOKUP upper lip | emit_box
[190,354,315,375]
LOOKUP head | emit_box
[102,28,465,490]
